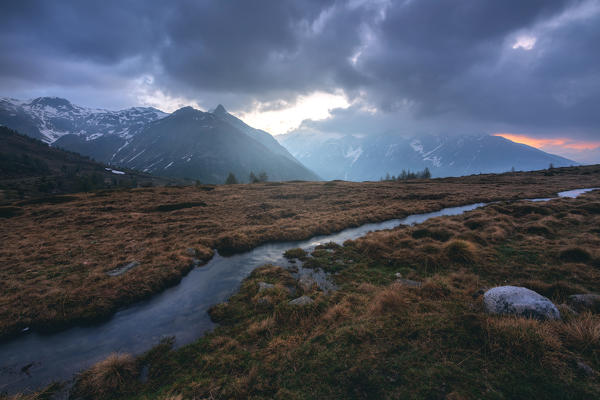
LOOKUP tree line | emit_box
[225,171,268,184]
[380,167,432,181]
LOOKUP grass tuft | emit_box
[368,283,408,315]
[560,312,600,350]
[445,240,477,264]
[71,353,138,399]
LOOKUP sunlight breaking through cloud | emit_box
[237,91,351,135]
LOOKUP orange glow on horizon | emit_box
[493,133,600,151]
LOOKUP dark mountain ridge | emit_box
[0,126,175,203]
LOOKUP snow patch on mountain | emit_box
[410,139,424,154]
[344,146,363,165]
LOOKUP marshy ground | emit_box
[2,165,600,399]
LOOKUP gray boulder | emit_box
[568,294,600,313]
[289,296,314,306]
[483,286,561,320]
[258,282,275,292]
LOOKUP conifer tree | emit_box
[225,172,238,184]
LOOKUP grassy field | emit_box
[51,179,600,399]
[1,165,600,343]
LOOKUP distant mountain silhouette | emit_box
[278,131,576,180]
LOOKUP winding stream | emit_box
[0,188,596,394]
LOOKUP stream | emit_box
[0,188,597,394]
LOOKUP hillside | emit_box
[278,131,576,180]
[110,106,319,183]
[0,126,175,203]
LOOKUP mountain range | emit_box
[278,130,576,180]
[1,96,577,183]
[0,97,318,183]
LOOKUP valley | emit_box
[3,2,600,398]
[1,166,599,398]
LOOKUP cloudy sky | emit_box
[1,0,600,162]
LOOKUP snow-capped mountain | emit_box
[277,131,576,181]
[109,106,319,183]
[0,97,166,143]
[0,97,318,183]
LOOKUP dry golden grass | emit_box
[71,353,138,399]
[485,316,562,359]
[41,173,598,400]
[444,239,477,264]
[48,185,600,399]
[560,312,600,350]
[1,165,600,339]
[367,282,410,315]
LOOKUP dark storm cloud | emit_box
[0,0,599,139]
[157,0,373,100]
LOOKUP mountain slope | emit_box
[212,104,301,164]
[278,131,576,180]
[0,126,175,203]
[112,107,319,183]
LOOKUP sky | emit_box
[1,0,600,163]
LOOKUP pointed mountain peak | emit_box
[213,104,227,115]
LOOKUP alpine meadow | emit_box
[2,1,600,399]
